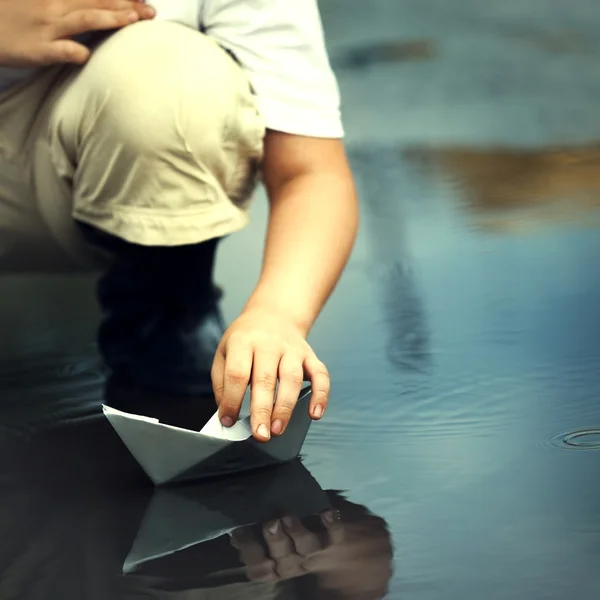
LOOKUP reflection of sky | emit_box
[325,0,600,147]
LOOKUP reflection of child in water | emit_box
[273,493,393,600]
[124,491,393,600]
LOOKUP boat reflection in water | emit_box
[0,378,393,600]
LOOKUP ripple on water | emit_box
[309,376,535,448]
[317,354,600,453]
[546,428,600,451]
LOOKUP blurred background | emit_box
[1,0,600,598]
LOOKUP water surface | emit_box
[1,0,600,598]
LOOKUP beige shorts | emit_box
[0,20,265,272]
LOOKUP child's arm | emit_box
[212,131,359,442]
[206,0,357,441]
[249,131,359,335]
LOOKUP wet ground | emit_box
[2,0,600,598]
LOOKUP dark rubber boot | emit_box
[79,223,225,396]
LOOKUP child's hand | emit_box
[211,306,330,442]
[0,0,155,67]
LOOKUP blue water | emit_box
[1,1,600,598]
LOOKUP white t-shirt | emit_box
[0,0,343,138]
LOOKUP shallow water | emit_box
[2,0,600,598]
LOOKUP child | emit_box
[0,0,359,441]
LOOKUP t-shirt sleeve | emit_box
[202,0,344,138]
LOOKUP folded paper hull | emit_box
[103,386,314,485]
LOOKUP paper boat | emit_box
[103,386,313,485]
[122,458,332,574]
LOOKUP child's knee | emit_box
[77,20,254,161]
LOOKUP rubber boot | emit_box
[79,223,225,396]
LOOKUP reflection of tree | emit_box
[348,146,431,373]
[382,260,430,372]
[330,39,436,70]
[412,145,600,232]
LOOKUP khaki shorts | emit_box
[0,20,265,272]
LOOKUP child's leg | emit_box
[36,20,265,392]
[0,70,103,272]
[45,20,265,250]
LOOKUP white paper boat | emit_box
[103,386,314,485]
